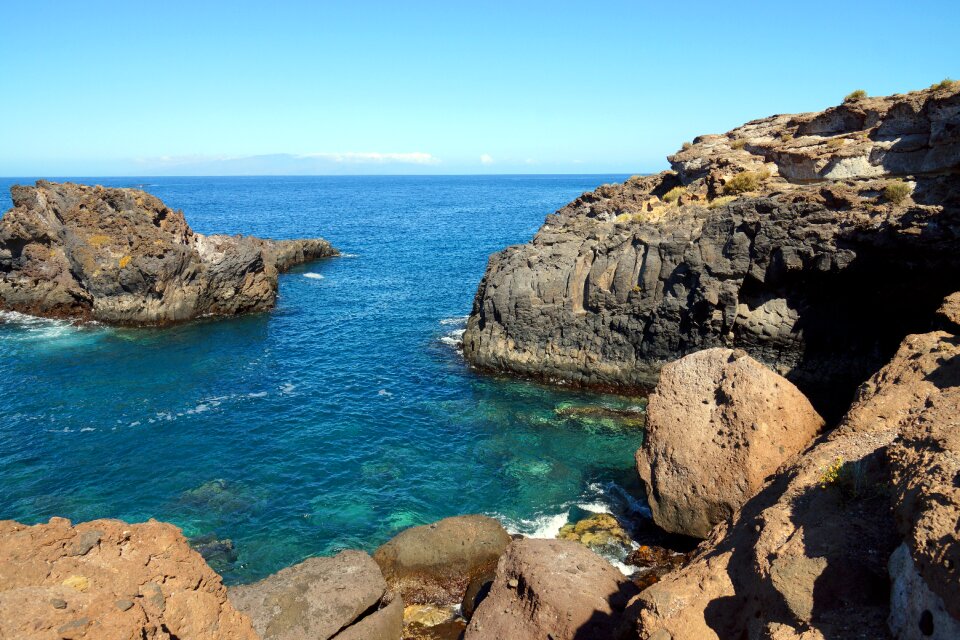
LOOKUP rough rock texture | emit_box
[887,383,960,638]
[0,517,256,640]
[628,309,960,639]
[464,538,639,640]
[637,348,825,538]
[228,550,401,640]
[372,515,511,606]
[0,181,337,325]
[463,85,960,415]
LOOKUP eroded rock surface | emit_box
[629,306,960,639]
[228,550,401,640]
[464,538,639,640]
[637,348,825,538]
[463,85,960,415]
[372,515,511,606]
[0,181,337,325]
[0,517,256,640]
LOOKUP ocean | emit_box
[0,175,647,583]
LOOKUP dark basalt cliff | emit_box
[463,86,960,414]
[0,181,338,325]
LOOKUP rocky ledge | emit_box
[463,84,960,415]
[0,181,338,325]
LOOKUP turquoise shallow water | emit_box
[0,175,647,583]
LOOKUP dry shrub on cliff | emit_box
[844,89,868,102]
[708,195,737,210]
[883,180,912,204]
[663,186,686,203]
[722,169,770,195]
[730,139,747,150]
[930,78,957,91]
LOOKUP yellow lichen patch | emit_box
[62,575,90,592]
[86,234,111,247]
[119,255,132,269]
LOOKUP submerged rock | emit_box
[463,85,960,416]
[373,515,511,606]
[554,404,645,429]
[464,538,639,640]
[0,181,338,325]
[557,512,632,556]
[637,348,825,538]
[228,550,402,640]
[0,517,256,639]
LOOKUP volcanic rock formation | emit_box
[0,181,338,325]
[463,85,960,415]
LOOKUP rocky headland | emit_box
[0,181,338,325]
[462,83,960,416]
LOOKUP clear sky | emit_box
[1,0,958,176]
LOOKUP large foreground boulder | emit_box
[0,517,256,640]
[373,515,511,606]
[637,348,824,538]
[228,550,401,640]
[630,309,960,639]
[465,538,639,640]
[463,84,960,416]
[0,181,338,324]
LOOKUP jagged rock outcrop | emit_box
[0,517,256,640]
[627,297,960,639]
[228,550,402,640]
[464,538,639,640]
[463,85,960,415]
[637,348,825,538]
[0,181,338,325]
[372,515,512,606]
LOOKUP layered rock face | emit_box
[637,348,824,538]
[0,181,337,325]
[0,517,256,640]
[463,85,960,414]
[629,296,960,639]
[228,551,402,640]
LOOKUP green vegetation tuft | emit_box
[930,78,957,91]
[722,169,771,196]
[883,180,912,205]
[844,89,868,103]
[663,186,686,203]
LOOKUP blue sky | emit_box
[1,0,957,176]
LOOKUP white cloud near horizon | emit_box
[479,153,494,165]
[135,152,439,166]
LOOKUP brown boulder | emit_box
[0,517,256,640]
[228,550,401,640]
[373,515,511,606]
[464,538,639,640]
[637,348,825,538]
[631,326,960,639]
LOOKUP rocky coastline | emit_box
[0,181,338,325]
[2,85,959,639]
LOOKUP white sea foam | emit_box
[499,511,570,540]
[439,315,469,326]
[247,391,269,399]
[339,252,359,258]
[80,427,95,432]
[438,328,465,346]
[279,383,296,394]
[377,389,393,397]
[303,273,325,280]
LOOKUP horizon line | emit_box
[0,172,646,180]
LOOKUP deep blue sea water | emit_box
[0,175,648,584]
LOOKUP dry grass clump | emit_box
[722,169,771,195]
[844,89,868,103]
[662,186,686,203]
[707,195,737,210]
[930,78,957,91]
[730,139,747,150]
[883,180,912,205]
